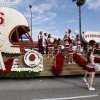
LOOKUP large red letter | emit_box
[0,12,4,25]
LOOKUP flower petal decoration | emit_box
[51,53,64,75]
[29,54,36,61]
[73,53,87,69]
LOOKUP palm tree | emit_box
[72,0,86,42]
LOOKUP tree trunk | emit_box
[79,6,82,42]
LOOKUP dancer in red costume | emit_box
[38,31,43,54]
[63,29,71,58]
[83,44,93,83]
[83,41,97,84]
[63,34,70,58]
[75,34,82,54]
[86,49,97,90]
[68,41,76,64]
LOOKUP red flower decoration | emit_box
[0,58,14,74]
[51,53,64,75]
[73,53,87,69]
[29,54,36,61]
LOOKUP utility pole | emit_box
[29,5,32,38]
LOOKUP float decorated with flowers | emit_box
[0,7,100,78]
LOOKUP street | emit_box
[0,75,100,100]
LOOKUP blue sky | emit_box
[0,0,100,41]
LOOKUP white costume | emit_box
[42,36,47,47]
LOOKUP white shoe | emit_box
[47,56,49,58]
[83,78,87,83]
[68,62,71,64]
[65,56,66,58]
[85,82,89,88]
[52,56,54,58]
[77,53,82,55]
[89,87,95,91]
[72,62,76,64]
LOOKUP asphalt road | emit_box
[0,75,100,100]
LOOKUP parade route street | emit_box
[0,75,100,100]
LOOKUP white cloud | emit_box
[86,0,100,11]
[29,12,57,25]
[22,1,57,27]
[39,4,52,11]
[30,1,58,14]
[67,20,77,23]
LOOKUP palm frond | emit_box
[72,0,86,3]
[76,0,86,6]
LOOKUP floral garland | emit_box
[11,52,43,72]
[73,53,87,69]
[51,53,64,75]
[73,53,100,69]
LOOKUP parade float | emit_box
[0,7,43,78]
[0,7,100,78]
